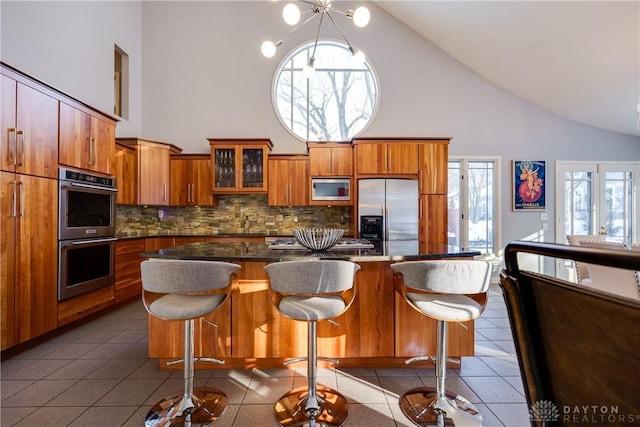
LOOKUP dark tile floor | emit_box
[1,285,530,426]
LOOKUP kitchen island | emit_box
[141,241,483,369]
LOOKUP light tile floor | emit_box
[1,285,530,426]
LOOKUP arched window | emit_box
[273,40,378,141]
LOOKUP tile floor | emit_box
[1,285,530,426]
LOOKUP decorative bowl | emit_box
[294,228,344,251]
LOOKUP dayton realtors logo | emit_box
[530,400,640,424]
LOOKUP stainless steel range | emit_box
[268,238,374,250]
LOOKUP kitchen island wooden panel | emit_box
[143,241,480,369]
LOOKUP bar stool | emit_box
[391,260,492,427]
[264,260,361,427]
[141,259,240,427]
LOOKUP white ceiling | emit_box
[375,0,640,137]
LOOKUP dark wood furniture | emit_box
[500,241,640,426]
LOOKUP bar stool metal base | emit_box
[274,385,349,427]
[399,387,482,427]
[145,386,228,427]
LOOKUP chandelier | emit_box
[261,1,370,75]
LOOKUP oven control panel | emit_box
[59,167,115,188]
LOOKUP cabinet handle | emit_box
[16,130,24,166]
[163,182,167,202]
[189,183,193,203]
[329,150,333,174]
[387,148,392,172]
[87,137,97,165]
[419,198,423,219]
[18,181,25,217]
[11,180,17,217]
[7,128,16,165]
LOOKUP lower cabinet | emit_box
[115,239,145,304]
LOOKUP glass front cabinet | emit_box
[208,138,273,193]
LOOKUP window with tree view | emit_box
[273,40,378,141]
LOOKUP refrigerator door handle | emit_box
[384,203,390,240]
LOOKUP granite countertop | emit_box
[140,240,480,262]
[117,233,274,240]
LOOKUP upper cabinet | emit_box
[268,155,309,206]
[418,139,450,195]
[307,142,353,177]
[59,101,116,175]
[114,142,137,205]
[171,154,217,206]
[353,139,418,175]
[208,138,273,194]
[1,71,58,179]
[117,138,181,206]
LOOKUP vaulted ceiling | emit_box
[375,1,640,137]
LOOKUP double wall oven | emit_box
[58,167,117,301]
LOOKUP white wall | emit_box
[1,1,143,137]
[2,1,639,256]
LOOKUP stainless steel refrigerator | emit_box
[358,178,419,241]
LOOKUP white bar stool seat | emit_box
[391,260,492,427]
[141,259,240,427]
[264,259,360,427]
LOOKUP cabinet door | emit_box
[355,143,388,174]
[419,142,448,194]
[309,146,332,176]
[59,102,92,171]
[268,159,309,206]
[114,145,136,204]
[191,158,215,205]
[170,158,190,206]
[1,75,17,173]
[288,160,309,205]
[0,172,16,350]
[418,194,448,253]
[15,174,57,343]
[240,147,267,192]
[268,159,289,206]
[212,146,237,191]
[138,145,170,205]
[387,143,418,174]
[331,146,353,176]
[309,146,353,176]
[15,82,58,178]
[90,116,115,175]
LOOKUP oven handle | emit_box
[63,182,118,192]
[70,237,118,245]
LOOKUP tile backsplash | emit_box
[117,195,352,237]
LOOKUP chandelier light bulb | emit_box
[282,3,301,26]
[352,6,370,28]
[261,41,277,58]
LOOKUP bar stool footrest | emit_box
[274,385,349,427]
[145,386,228,427]
[399,386,482,427]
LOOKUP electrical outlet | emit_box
[542,222,548,231]
[540,212,548,221]
[293,216,298,223]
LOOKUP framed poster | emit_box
[513,160,546,211]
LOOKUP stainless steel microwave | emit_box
[311,178,351,201]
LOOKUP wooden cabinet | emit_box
[419,140,449,195]
[117,138,181,206]
[58,101,116,175]
[114,142,137,205]
[171,154,216,206]
[353,139,418,175]
[115,239,145,304]
[1,71,58,179]
[208,138,273,194]
[307,142,353,176]
[268,155,309,206]
[419,194,449,254]
[1,172,57,349]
